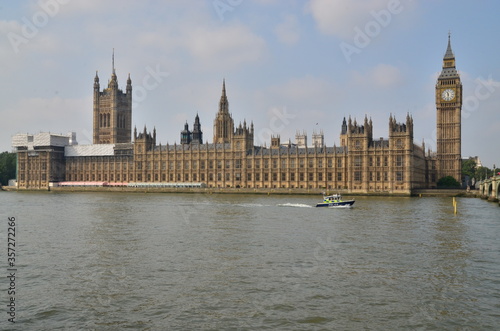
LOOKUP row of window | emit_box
[65,157,408,172]
[21,159,406,176]
[65,155,408,172]
[355,156,405,167]
[63,171,406,183]
[67,158,347,170]
[98,113,127,129]
[19,174,47,181]
[19,162,47,171]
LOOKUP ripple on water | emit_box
[1,193,499,330]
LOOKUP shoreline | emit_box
[1,185,477,198]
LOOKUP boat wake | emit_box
[234,203,269,208]
[328,205,354,209]
[277,203,313,208]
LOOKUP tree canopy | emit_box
[461,158,477,179]
[461,159,499,181]
[0,152,16,186]
[437,176,461,188]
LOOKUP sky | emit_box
[1,0,499,167]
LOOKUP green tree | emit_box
[437,176,461,188]
[476,166,491,180]
[461,158,477,179]
[0,152,16,186]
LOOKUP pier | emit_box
[478,175,500,204]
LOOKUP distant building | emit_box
[464,156,482,168]
[295,131,307,148]
[12,37,463,193]
[312,130,324,148]
[11,132,76,185]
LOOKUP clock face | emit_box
[441,88,455,101]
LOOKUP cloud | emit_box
[351,63,403,88]
[268,75,337,104]
[5,96,91,137]
[307,0,413,39]
[274,14,300,45]
[0,1,269,152]
[369,63,403,87]
[1,95,96,149]
[0,0,76,56]
[307,0,385,38]
[254,0,281,4]
[183,24,266,70]
[53,0,143,16]
[0,20,23,62]
[248,75,344,145]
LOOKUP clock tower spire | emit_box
[435,34,462,184]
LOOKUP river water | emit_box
[1,192,499,330]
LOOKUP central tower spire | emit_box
[219,78,229,114]
[214,79,234,144]
[109,48,118,87]
[112,48,115,74]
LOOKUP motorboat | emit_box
[315,194,355,207]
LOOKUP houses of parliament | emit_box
[12,37,462,193]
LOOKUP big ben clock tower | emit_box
[436,35,462,184]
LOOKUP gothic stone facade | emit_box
[93,66,132,144]
[14,38,462,193]
[435,36,462,183]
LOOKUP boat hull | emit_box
[315,200,355,207]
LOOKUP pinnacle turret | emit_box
[126,73,132,93]
[94,71,100,90]
[192,113,203,144]
[341,117,347,135]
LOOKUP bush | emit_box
[437,176,461,188]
